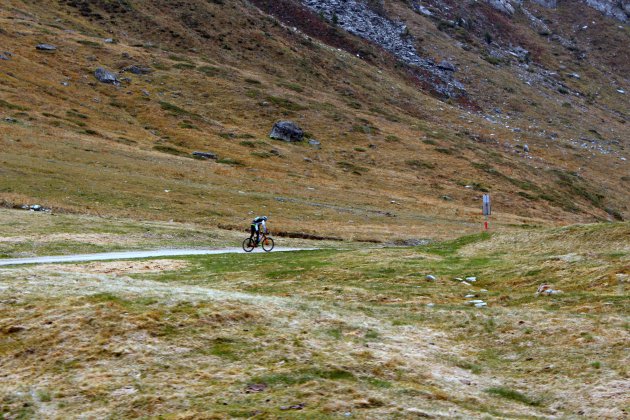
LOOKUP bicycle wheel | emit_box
[242,238,255,253]
[261,237,274,252]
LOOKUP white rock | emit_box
[475,302,488,308]
[467,300,485,304]
[465,294,476,298]
[466,277,477,282]
[454,277,463,281]
[426,303,435,307]
[426,275,437,281]
[462,281,471,286]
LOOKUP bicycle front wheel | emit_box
[242,238,255,253]
[261,237,274,252]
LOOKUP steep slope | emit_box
[0,0,628,240]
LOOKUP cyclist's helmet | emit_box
[261,216,268,221]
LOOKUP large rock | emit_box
[270,121,304,142]
[94,67,120,86]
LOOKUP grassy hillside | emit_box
[1,212,627,417]
[0,0,628,241]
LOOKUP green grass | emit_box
[485,386,541,406]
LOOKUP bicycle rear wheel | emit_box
[261,237,274,252]
[242,238,255,252]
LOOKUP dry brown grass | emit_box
[0,217,627,418]
[0,0,628,242]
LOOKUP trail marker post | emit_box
[482,194,491,230]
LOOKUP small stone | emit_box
[426,275,437,281]
[192,151,218,160]
[308,139,321,148]
[122,65,152,75]
[4,117,18,123]
[36,44,57,51]
[465,277,477,282]
[454,277,463,281]
[467,300,484,304]
[0,54,9,60]
[465,294,476,298]
[426,303,435,307]
[475,302,488,308]
[104,38,114,43]
[523,144,530,153]
[61,81,69,86]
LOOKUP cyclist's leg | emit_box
[254,224,260,244]
[250,224,256,241]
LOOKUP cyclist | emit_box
[249,216,268,245]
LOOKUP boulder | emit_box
[94,67,120,85]
[36,44,57,51]
[270,121,304,142]
[192,151,218,160]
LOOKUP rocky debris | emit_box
[426,274,437,281]
[465,276,477,282]
[4,117,18,123]
[617,89,626,94]
[536,284,563,295]
[94,67,120,86]
[437,60,456,72]
[270,121,304,142]
[0,52,11,60]
[523,144,530,153]
[487,0,516,15]
[491,0,629,22]
[104,38,114,43]
[308,139,321,149]
[122,65,152,75]
[301,0,466,98]
[192,151,218,160]
[36,44,57,51]
[20,204,51,212]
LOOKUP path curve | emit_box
[0,247,315,266]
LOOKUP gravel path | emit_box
[0,247,314,266]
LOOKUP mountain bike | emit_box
[242,232,275,253]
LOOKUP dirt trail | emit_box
[0,247,315,266]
